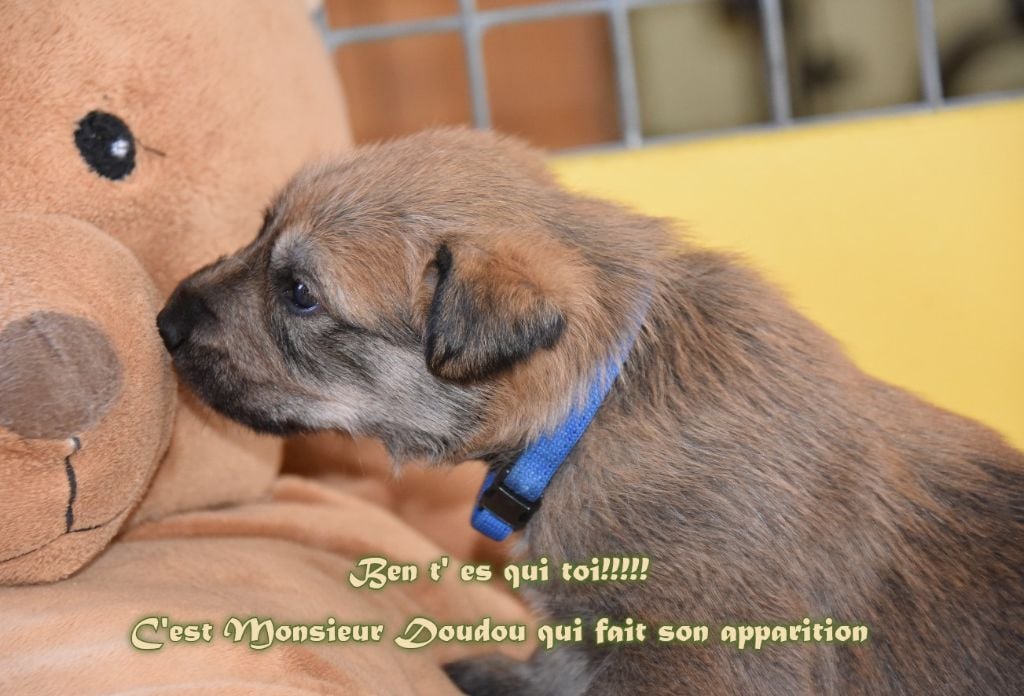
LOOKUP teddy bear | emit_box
[0,214,175,582]
[0,1,530,690]
[0,0,349,583]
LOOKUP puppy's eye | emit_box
[287,281,320,315]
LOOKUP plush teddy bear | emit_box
[0,0,349,582]
[0,1,529,690]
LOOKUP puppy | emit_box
[158,128,1023,695]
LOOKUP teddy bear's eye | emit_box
[74,111,136,181]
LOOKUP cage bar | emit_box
[323,0,694,48]
[609,0,644,148]
[458,0,492,129]
[757,0,792,125]
[914,0,944,107]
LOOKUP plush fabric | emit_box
[0,475,532,694]
[285,434,518,569]
[0,0,528,691]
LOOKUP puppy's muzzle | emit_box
[157,285,214,353]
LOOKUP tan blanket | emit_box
[0,463,532,694]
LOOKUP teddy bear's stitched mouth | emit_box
[58,439,131,534]
[0,505,133,565]
[64,437,81,533]
[0,454,136,565]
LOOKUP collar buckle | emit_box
[479,467,538,531]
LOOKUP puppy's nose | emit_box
[157,286,213,353]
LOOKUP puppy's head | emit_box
[157,128,655,462]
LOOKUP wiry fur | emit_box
[159,128,1023,695]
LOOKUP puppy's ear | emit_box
[425,242,566,382]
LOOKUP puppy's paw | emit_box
[443,654,535,696]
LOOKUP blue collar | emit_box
[471,304,648,541]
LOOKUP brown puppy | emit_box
[158,128,1023,695]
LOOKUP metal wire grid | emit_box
[316,0,1002,150]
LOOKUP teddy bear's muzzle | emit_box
[0,310,125,564]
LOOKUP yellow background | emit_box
[552,99,1024,449]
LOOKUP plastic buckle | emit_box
[478,467,538,530]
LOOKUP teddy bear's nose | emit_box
[157,286,213,353]
[0,312,122,439]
